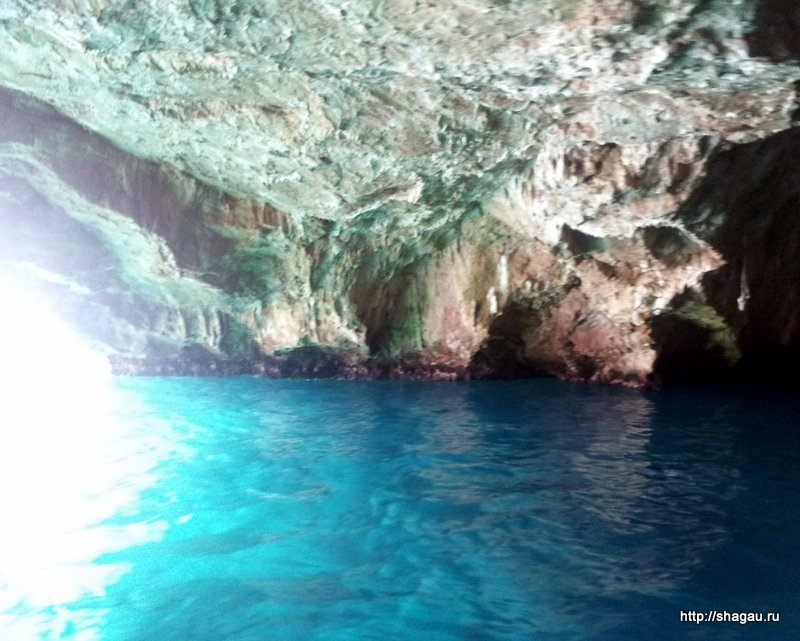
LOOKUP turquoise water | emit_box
[2,378,798,640]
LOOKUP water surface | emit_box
[2,378,798,640]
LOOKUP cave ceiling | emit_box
[2,1,797,223]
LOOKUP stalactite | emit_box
[737,262,750,312]
[498,254,509,294]
[487,287,498,315]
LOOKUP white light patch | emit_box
[0,276,166,639]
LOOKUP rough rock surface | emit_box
[1,1,799,384]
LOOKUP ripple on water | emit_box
[3,378,799,641]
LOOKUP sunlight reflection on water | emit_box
[0,277,169,640]
[0,365,797,640]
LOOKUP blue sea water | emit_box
[2,377,799,640]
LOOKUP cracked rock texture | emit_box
[1,0,799,384]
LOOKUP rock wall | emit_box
[675,127,800,383]
[1,1,799,384]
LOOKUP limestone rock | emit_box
[0,1,799,384]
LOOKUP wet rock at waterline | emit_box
[1,1,799,385]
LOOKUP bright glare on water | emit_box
[2,375,799,641]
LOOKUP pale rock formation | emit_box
[0,0,799,383]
